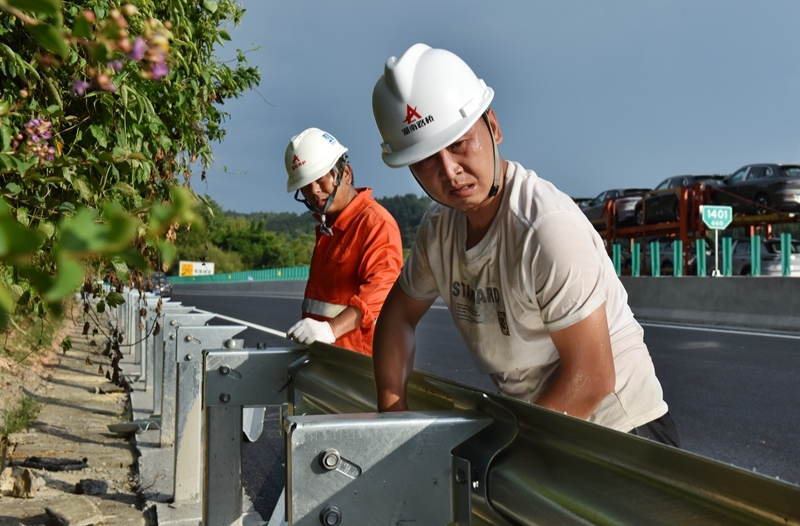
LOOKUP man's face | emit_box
[409,110,503,212]
[300,164,351,215]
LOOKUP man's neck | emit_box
[465,185,504,249]
[464,160,507,249]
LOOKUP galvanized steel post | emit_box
[202,347,308,524]
[172,325,247,504]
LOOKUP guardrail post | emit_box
[673,239,683,276]
[151,304,193,415]
[781,232,791,276]
[650,240,660,276]
[202,347,308,524]
[173,325,248,504]
[751,234,761,276]
[612,244,622,276]
[159,313,214,448]
[285,411,493,526]
[696,238,707,276]
[722,237,733,276]
[632,241,641,277]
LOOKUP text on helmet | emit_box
[291,154,306,171]
[402,104,435,137]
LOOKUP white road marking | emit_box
[640,321,800,340]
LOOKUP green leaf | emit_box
[110,255,130,283]
[0,126,10,152]
[27,24,70,59]
[0,211,45,258]
[7,0,60,16]
[0,283,14,318]
[16,207,29,226]
[43,256,83,301]
[72,14,91,39]
[71,177,92,201]
[89,124,108,148]
[203,0,218,13]
[16,289,31,306]
[5,182,22,195]
[112,181,137,197]
[219,30,231,41]
[120,84,129,108]
[37,220,55,238]
[105,290,125,307]
[95,299,105,313]
[61,335,72,353]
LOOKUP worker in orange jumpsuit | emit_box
[283,127,403,355]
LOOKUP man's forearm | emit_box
[328,306,362,340]
[373,317,416,411]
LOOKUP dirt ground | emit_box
[0,305,150,525]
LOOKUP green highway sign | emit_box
[700,205,733,230]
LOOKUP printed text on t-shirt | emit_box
[451,281,500,304]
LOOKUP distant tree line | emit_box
[174,193,431,273]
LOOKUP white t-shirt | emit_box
[399,161,667,431]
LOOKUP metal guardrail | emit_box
[112,291,800,525]
[170,265,310,284]
[202,341,800,525]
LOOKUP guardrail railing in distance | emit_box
[159,312,215,448]
[174,325,248,504]
[202,346,309,525]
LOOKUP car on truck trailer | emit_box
[712,164,800,215]
[635,174,725,225]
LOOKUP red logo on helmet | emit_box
[403,104,422,125]
[291,154,306,171]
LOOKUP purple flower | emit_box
[150,62,169,81]
[127,37,146,61]
[70,79,90,96]
[107,60,124,73]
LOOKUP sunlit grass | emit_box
[0,395,42,436]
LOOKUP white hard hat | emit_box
[372,43,494,168]
[284,128,348,192]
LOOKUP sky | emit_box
[195,0,800,214]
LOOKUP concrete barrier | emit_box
[621,276,800,332]
[174,277,800,333]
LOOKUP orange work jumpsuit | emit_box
[302,188,403,355]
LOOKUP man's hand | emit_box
[286,318,336,345]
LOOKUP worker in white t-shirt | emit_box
[370,43,680,446]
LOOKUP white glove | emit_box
[286,318,336,345]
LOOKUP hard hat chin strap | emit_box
[293,155,348,237]
[483,112,500,199]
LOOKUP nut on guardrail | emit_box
[319,505,342,526]
[318,448,341,471]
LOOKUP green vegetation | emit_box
[176,193,432,273]
[0,395,41,435]
[0,0,259,326]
